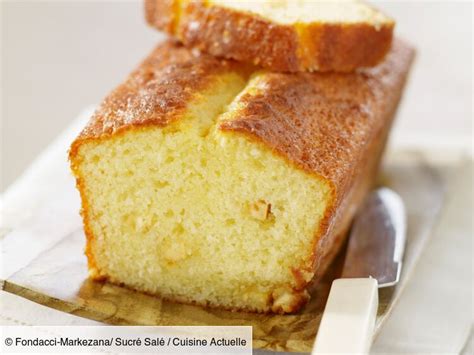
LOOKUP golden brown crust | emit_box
[298,22,394,72]
[308,101,396,287]
[177,1,301,72]
[71,40,250,145]
[144,0,394,72]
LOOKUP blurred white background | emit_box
[1,0,473,192]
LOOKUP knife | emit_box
[313,188,406,354]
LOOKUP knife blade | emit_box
[313,188,407,355]
[342,187,406,286]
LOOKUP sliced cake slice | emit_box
[145,0,395,72]
[69,39,413,313]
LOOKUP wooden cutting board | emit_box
[0,143,446,352]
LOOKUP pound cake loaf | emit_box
[145,0,394,72]
[69,39,413,313]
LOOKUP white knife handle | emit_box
[313,278,378,355]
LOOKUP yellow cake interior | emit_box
[74,72,332,312]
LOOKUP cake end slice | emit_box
[145,0,394,72]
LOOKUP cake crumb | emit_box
[249,200,272,221]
